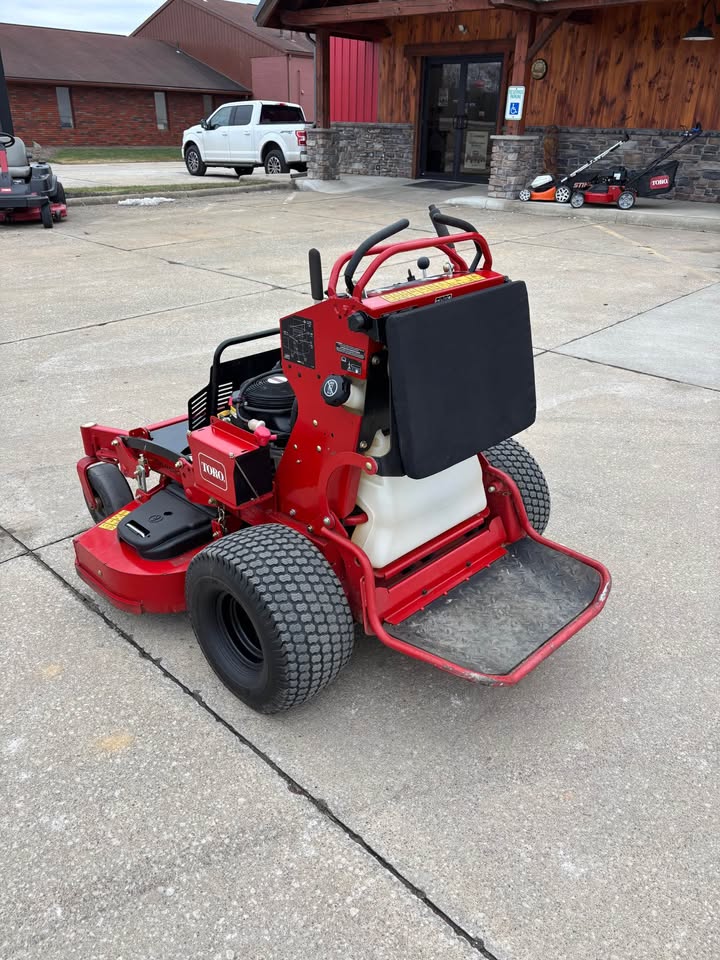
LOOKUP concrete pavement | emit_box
[1,180,719,960]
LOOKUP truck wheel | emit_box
[86,463,133,523]
[482,438,551,535]
[185,145,206,176]
[186,525,355,714]
[264,149,289,175]
[41,204,53,228]
[234,166,253,177]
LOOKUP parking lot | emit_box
[1,182,719,960]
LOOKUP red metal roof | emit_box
[136,0,314,56]
[0,21,248,92]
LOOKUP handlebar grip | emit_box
[345,218,410,293]
[429,210,479,235]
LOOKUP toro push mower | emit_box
[74,206,610,713]
[519,134,629,204]
[570,124,704,211]
[0,132,67,228]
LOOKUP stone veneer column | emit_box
[306,127,339,180]
[488,135,540,199]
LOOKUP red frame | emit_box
[74,228,610,685]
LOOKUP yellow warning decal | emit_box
[380,273,485,303]
[98,509,131,531]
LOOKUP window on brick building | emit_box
[203,95,213,118]
[56,87,74,128]
[154,92,168,130]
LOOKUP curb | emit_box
[448,195,720,234]
[67,181,296,206]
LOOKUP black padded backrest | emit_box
[385,280,536,479]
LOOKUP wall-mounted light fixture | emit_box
[683,0,719,39]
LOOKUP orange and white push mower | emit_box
[519,134,629,204]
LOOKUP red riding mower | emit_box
[0,132,67,227]
[74,206,610,713]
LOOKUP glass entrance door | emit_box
[421,57,503,181]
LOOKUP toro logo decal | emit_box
[198,453,228,491]
[649,174,670,190]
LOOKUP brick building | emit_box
[1,22,247,148]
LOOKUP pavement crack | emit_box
[0,525,499,960]
[540,350,720,392]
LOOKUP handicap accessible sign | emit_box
[504,85,525,121]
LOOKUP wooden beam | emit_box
[405,39,512,57]
[315,28,331,128]
[283,0,493,28]
[542,0,669,9]
[527,10,570,60]
[331,22,392,41]
[506,10,534,135]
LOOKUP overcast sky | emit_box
[0,0,253,35]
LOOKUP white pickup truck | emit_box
[182,100,308,177]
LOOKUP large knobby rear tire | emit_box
[186,525,355,714]
[482,438,551,535]
[86,463,133,523]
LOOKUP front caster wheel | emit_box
[41,204,53,228]
[186,525,355,713]
[86,463,133,523]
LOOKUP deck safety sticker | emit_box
[99,509,131,531]
[380,273,485,303]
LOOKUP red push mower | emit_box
[74,207,611,713]
[570,124,703,211]
[0,131,67,227]
[519,134,629,204]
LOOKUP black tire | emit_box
[234,166,253,177]
[186,525,355,713]
[482,438,551,535]
[264,149,289,175]
[40,203,53,229]
[86,463,133,523]
[53,181,66,204]
[184,144,207,176]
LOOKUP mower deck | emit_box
[384,536,603,682]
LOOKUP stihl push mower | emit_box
[519,134,629,204]
[0,132,67,227]
[74,206,610,713]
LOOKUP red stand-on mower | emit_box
[570,125,703,211]
[0,132,67,227]
[74,207,610,713]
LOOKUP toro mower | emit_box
[570,124,704,210]
[519,134,629,204]
[0,132,67,228]
[74,206,611,713]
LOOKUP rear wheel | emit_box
[482,438,551,535]
[186,525,355,713]
[519,188,531,202]
[185,145,206,176]
[618,190,636,210]
[40,204,53,228]
[86,463,133,523]
[555,184,571,203]
[570,191,585,209]
[53,181,66,204]
[264,149,289,175]
[234,166,253,177]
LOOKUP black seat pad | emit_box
[385,281,535,479]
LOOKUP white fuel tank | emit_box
[351,456,487,570]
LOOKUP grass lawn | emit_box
[65,180,267,197]
[52,147,181,164]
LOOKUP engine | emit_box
[229,367,297,447]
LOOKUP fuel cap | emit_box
[321,375,351,406]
